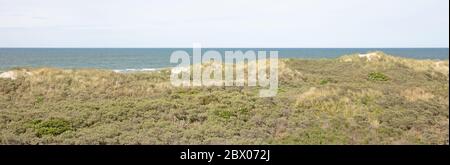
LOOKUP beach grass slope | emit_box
[0,52,448,144]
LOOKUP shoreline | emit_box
[1,52,449,74]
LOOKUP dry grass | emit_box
[401,87,435,102]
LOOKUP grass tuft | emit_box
[368,72,389,81]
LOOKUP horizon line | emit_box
[1,47,449,49]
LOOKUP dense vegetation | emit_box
[0,52,448,144]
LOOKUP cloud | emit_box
[0,0,448,47]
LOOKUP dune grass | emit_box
[0,52,448,144]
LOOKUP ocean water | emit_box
[0,48,448,72]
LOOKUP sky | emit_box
[0,0,448,48]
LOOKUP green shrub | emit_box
[34,95,45,105]
[319,78,337,85]
[368,72,389,81]
[32,119,72,137]
[199,94,219,105]
[214,110,234,119]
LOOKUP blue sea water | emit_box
[0,48,448,72]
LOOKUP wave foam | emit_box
[113,68,159,73]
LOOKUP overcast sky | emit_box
[0,0,448,48]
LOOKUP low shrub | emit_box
[368,72,389,81]
[32,119,72,137]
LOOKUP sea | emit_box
[0,48,448,72]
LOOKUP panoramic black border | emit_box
[0,145,448,164]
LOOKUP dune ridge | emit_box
[0,52,448,144]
